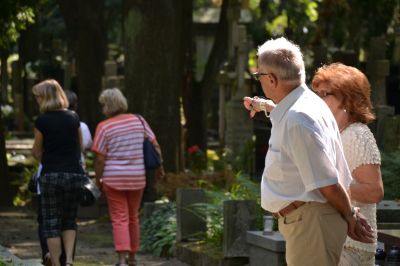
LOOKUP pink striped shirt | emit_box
[92,114,156,190]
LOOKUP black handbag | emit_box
[80,175,101,207]
[137,115,161,170]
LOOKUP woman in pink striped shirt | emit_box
[92,88,163,266]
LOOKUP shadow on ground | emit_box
[0,206,188,266]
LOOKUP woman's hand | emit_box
[155,165,165,183]
[96,178,103,191]
[94,153,105,190]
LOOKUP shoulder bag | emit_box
[80,174,101,207]
[137,115,161,170]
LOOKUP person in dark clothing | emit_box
[32,79,84,266]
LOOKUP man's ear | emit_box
[269,73,278,87]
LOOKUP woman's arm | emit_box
[94,153,105,188]
[151,139,165,181]
[350,164,384,203]
[32,128,43,161]
[78,127,84,153]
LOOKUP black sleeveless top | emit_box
[35,110,83,174]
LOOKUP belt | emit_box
[272,201,306,219]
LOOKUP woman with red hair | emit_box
[245,62,383,265]
[312,63,383,266]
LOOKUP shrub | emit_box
[155,168,235,200]
[191,173,263,249]
[381,149,400,200]
[140,202,176,257]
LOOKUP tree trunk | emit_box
[186,0,229,151]
[0,50,11,206]
[123,0,188,172]
[0,50,8,103]
[0,111,11,206]
[57,0,107,131]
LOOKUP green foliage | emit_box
[222,137,256,176]
[381,150,400,200]
[84,151,95,172]
[191,173,262,249]
[248,0,320,46]
[315,0,397,50]
[194,0,216,9]
[144,173,263,254]
[140,202,177,257]
[186,138,255,175]
[0,0,38,48]
[12,165,37,206]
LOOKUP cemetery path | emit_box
[0,206,188,266]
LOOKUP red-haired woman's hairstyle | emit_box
[312,63,375,124]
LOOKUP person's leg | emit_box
[104,186,131,264]
[40,173,63,266]
[47,237,62,266]
[279,202,347,266]
[62,230,76,264]
[37,195,50,260]
[59,240,66,266]
[127,189,144,265]
[60,173,81,265]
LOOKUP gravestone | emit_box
[176,188,207,242]
[332,50,359,67]
[374,105,396,151]
[366,36,390,106]
[224,4,253,156]
[142,202,167,220]
[246,231,286,266]
[102,60,124,90]
[366,36,394,148]
[223,200,257,257]
[379,115,400,152]
[377,200,400,229]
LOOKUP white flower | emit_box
[1,104,14,117]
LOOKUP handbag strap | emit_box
[136,114,149,139]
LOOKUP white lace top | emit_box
[341,122,381,253]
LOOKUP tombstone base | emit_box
[176,242,248,266]
[246,231,286,266]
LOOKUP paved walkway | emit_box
[0,207,189,266]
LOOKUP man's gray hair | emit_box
[257,37,305,83]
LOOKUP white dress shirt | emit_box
[261,84,352,212]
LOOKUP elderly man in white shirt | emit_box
[243,37,374,266]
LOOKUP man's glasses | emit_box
[252,72,270,81]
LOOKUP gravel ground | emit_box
[0,206,189,266]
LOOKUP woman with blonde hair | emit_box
[32,79,84,266]
[92,88,163,266]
